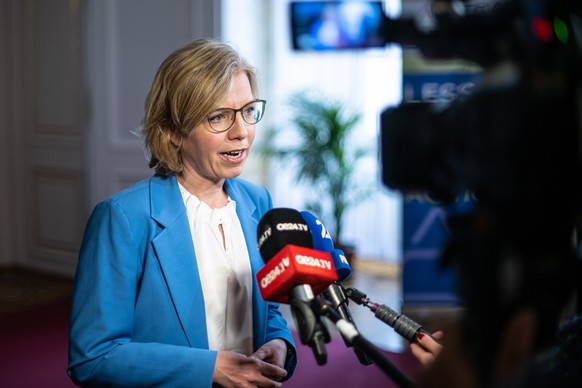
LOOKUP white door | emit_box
[0,0,219,277]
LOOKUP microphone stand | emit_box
[311,297,417,388]
[322,283,374,365]
[290,285,331,365]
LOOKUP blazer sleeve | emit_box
[68,199,217,387]
[264,302,298,380]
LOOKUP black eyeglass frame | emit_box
[206,99,267,133]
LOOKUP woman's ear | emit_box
[171,132,183,147]
[494,308,538,385]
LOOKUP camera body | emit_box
[380,0,581,204]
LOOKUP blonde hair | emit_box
[142,38,258,176]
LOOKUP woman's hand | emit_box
[249,339,288,369]
[410,330,444,368]
[213,341,288,388]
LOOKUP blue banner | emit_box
[400,72,480,307]
[402,194,476,305]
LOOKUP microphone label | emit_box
[338,253,348,265]
[260,257,290,288]
[257,226,272,250]
[295,254,332,270]
[276,223,309,232]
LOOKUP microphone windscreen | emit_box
[257,208,313,262]
[330,248,352,282]
[256,245,338,303]
[300,210,334,252]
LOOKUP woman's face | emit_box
[179,71,257,185]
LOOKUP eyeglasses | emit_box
[207,99,266,133]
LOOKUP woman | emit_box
[68,39,296,387]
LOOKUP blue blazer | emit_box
[68,175,297,387]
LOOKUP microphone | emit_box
[300,211,373,365]
[344,287,433,343]
[297,210,334,250]
[256,208,338,303]
[256,208,337,364]
[329,248,352,282]
[298,211,351,281]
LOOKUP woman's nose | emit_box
[228,112,250,139]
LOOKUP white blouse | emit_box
[179,183,254,355]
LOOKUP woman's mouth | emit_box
[220,149,246,162]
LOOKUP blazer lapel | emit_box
[149,175,209,348]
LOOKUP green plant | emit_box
[259,91,372,246]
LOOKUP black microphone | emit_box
[344,287,433,342]
[256,208,335,365]
[300,211,374,365]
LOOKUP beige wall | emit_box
[0,0,220,276]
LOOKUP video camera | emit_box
[378,0,582,208]
[291,0,582,203]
